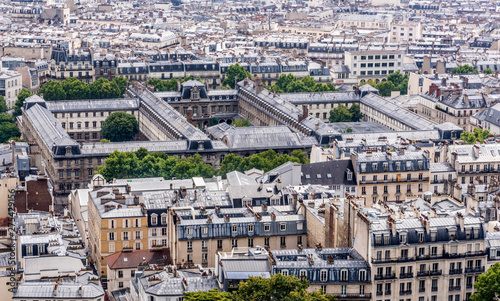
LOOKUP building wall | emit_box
[87,199,148,279]
[0,177,18,218]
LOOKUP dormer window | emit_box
[347,170,353,181]
[399,233,407,244]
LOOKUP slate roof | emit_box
[46,98,140,112]
[301,160,357,186]
[361,93,437,130]
[206,125,317,150]
[105,248,171,270]
[23,104,78,150]
[139,270,218,296]
[139,89,209,141]
[13,282,104,298]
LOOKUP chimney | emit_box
[276,178,282,191]
[194,190,197,200]
[186,107,195,126]
[441,77,447,87]
[429,83,440,97]
[473,144,480,157]
[456,212,464,229]
[299,105,309,122]
[224,215,230,222]
[255,77,264,94]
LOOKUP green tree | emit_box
[471,262,500,301]
[375,81,396,97]
[345,126,353,133]
[348,104,363,122]
[223,63,251,89]
[135,147,149,160]
[329,104,352,122]
[232,119,251,127]
[387,71,405,87]
[270,74,338,93]
[0,123,20,143]
[100,111,139,142]
[484,68,494,75]
[452,64,478,74]
[97,150,139,180]
[89,78,121,99]
[460,128,494,144]
[148,78,178,92]
[113,77,128,96]
[38,81,67,101]
[100,139,111,143]
[61,77,90,100]
[0,96,7,113]
[183,288,232,301]
[0,113,20,143]
[14,88,33,117]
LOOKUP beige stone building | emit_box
[87,183,148,283]
[351,149,431,204]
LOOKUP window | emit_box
[232,239,238,247]
[400,233,407,243]
[264,237,270,247]
[280,236,286,247]
[264,224,270,231]
[248,224,254,232]
[151,215,157,225]
[118,270,123,278]
[161,215,167,225]
[281,269,289,276]
[320,269,328,282]
[231,225,238,233]
[359,270,366,281]
[135,231,141,239]
[280,223,286,231]
[187,227,193,235]
[248,238,254,247]
[109,232,115,241]
[123,232,129,240]
[202,227,208,235]
[187,241,192,251]
[418,232,424,243]
[217,240,223,250]
[202,240,207,250]
[135,242,141,250]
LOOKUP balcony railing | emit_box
[400,272,413,279]
[431,287,438,292]
[430,269,442,275]
[400,290,412,295]
[466,284,473,289]
[449,268,463,275]
[419,287,425,293]
[449,286,462,291]
[465,266,485,273]
[417,270,430,277]
[338,293,372,299]
[376,291,383,296]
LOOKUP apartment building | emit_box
[168,205,307,267]
[105,248,171,293]
[0,70,22,109]
[336,14,392,30]
[49,48,94,84]
[13,282,105,301]
[354,210,486,301]
[351,148,431,204]
[344,50,404,83]
[447,143,500,187]
[87,185,148,282]
[389,22,422,43]
[416,87,487,132]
